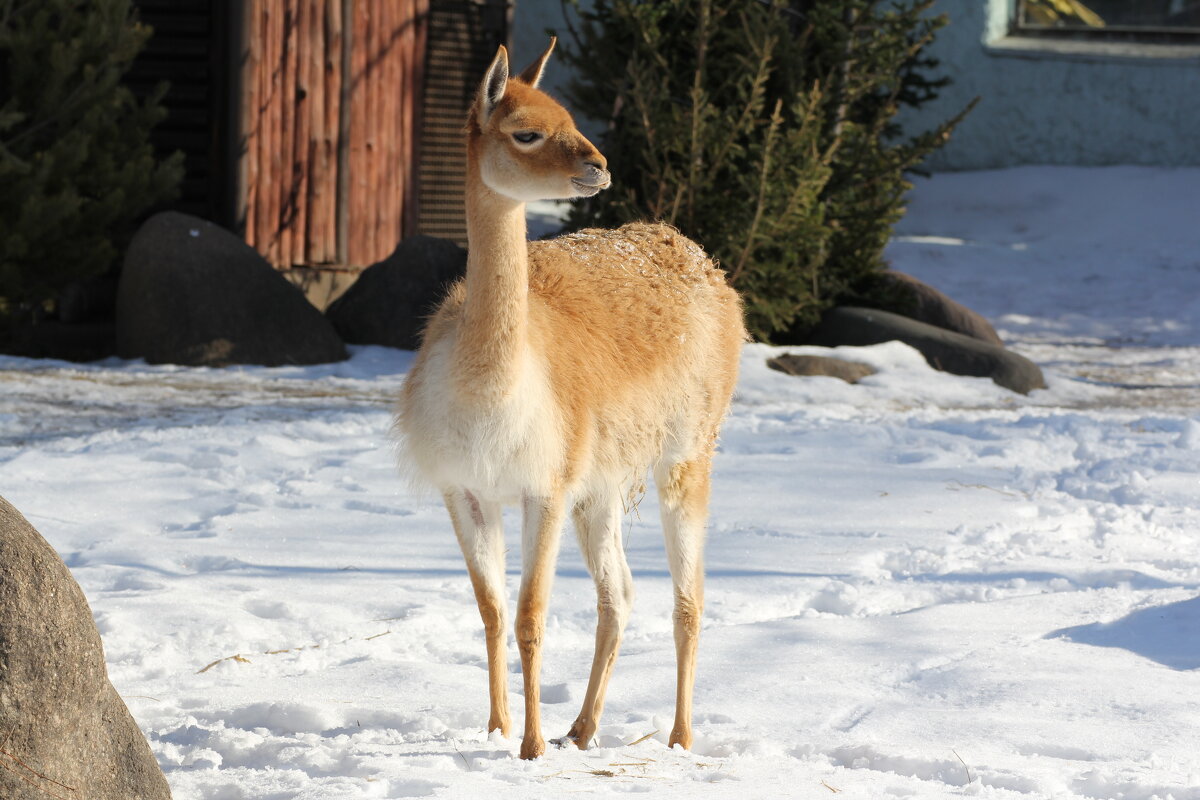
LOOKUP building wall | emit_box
[510,0,603,142]
[514,0,1200,170]
[901,0,1200,169]
[511,0,576,99]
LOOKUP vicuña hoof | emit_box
[550,732,589,750]
[488,717,512,739]
[669,729,693,750]
[519,737,545,760]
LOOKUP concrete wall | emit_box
[512,0,1200,170]
[901,0,1200,169]
[510,1,584,105]
[510,0,604,142]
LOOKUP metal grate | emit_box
[129,0,235,227]
[417,0,509,248]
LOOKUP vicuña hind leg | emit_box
[445,489,511,737]
[655,456,712,750]
[553,490,634,749]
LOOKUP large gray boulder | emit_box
[0,496,171,800]
[807,306,1046,394]
[875,270,1005,347]
[116,212,347,366]
[325,235,467,351]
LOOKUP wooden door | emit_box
[238,0,429,269]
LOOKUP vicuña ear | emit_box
[517,36,556,89]
[477,45,509,124]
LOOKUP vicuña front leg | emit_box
[656,458,712,751]
[444,489,511,737]
[555,491,634,749]
[516,494,567,759]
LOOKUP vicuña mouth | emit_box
[571,177,611,197]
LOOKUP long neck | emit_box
[455,167,530,401]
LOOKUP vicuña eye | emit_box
[512,131,542,144]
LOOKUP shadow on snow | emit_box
[1047,595,1200,670]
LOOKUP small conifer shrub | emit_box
[0,0,183,333]
[559,0,975,340]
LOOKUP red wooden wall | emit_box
[239,0,429,269]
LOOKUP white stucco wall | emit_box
[510,1,584,104]
[510,0,603,143]
[512,0,1200,170]
[900,0,1200,169]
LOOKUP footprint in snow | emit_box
[243,599,293,620]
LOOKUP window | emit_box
[1016,0,1200,40]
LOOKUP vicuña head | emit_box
[467,37,611,202]
[396,38,745,761]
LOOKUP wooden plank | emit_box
[367,0,383,264]
[405,0,429,237]
[399,0,413,247]
[379,0,391,260]
[323,0,344,264]
[305,0,327,263]
[362,0,376,266]
[291,0,310,266]
[255,0,271,255]
[277,0,297,266]
[397,0,410,241]
[259,0,273,263]
[348,0,369,264]
[401,0,419,241]
[323,0,338,264]
[400,0,411,242]
[336,0,351,265]
[260,0,282,265]
[240,0,261,245]
[380,0,397,260]
[270,0,284,266]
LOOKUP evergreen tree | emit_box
[559,0,975,340]
[0,0,183,331]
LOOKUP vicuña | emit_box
[395,38,745,760]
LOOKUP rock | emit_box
[767,353,877,384]
[116,212,347,366]
[325,235,467,350]
[875,270,1004,347]
[807,306,1046,394]
[0,496,172,800]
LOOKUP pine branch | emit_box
[730,98,783,285]
[709,20,776,171]
[680,0,711,230]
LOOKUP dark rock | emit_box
[767,353,877,384]
[115,212,347,366]
[325,235,467,350]
[807,306,1046,394]
[873,271,1004,347]
[0,496,172,800]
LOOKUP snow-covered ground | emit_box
[2,166,1199,799]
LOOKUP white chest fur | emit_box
[400,336,565,501]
